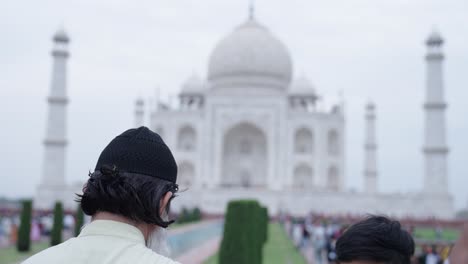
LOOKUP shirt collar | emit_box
[78,220,146,245]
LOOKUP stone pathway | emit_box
[301,246,332,264]
[301,246,315,264]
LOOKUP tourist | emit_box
[424,245,440,264]
[9,223,17,245]
[417,245,429,264]
[326,234,338,264]
[23,127,180,264]
[301,222,310,248]
[312,220,326,264]
[292,220,303,248]
[63,214,75,231]
[30,220,41,242]
[335,215,415,264]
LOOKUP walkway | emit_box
[175,237,220,264]
[170,220,222,264]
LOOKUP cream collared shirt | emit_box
[23,220,180,264]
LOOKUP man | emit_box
[24,127,180,264]
[335,216,415,264]
[424,245,440,264]
[311,220,326,264]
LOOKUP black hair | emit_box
[336,215,415,264]
[76,164,179,228]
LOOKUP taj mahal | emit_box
[35,10,454,219]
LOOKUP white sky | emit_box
[1,0,467,209]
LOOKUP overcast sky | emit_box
[1,0,467,209]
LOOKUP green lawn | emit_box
[0,242,49,264]
[413,227,459,242]
[204,223,306,264]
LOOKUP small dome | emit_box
[208,18,293,90]
[426,30,443,46]
[135,97,144,106]
[289,75,316,95]
[181,74,205,94]
[366,101,376,111]
[53,28,70,43]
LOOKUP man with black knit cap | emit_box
[335,215,415,264]
[24,127,180,264]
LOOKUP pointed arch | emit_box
[328,129,339,156]
[293,164,314,189]
[327,165,339,191]
[222,122,267,188]
[177,125,196,151]
[294,127,314,154]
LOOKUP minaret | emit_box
[248,0,255,20]
[36,29,70,208]
[364,102,377,194]
[423,30,449,194]
[134,97,145,127]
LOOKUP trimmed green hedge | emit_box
[74,205,84,237]
[17,200,32,252]
[260,206,268,244]
[177,207,202,224]
[219,200,268,264]
[50,202,63,246]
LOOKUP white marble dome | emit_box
[181,74,205,94]
[426,30,444,46]
[289,75,316,95]
[208,18,293,90]
[53,28,70,43]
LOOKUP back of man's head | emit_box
[77,126,179,228]
[336,215,415,264]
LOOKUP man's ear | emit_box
[159,191,173,215]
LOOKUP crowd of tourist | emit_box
[282,215,343,263]
[0,208,464,264]
[415,244,453,264]
[0,212,76,248]
[281,213,458,264]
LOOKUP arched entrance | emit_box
[221,122,267,188]
[293,164,314,189]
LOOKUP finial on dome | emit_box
[53,26,70,43]
[426,27,444,46]
[248,0,255,20]
[366,100,376,111]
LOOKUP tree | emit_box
[74,205,84,237]
[219,200,263,264]
[178,207,189,223]
[17,199,32,252]
[50,202,64,246]
[260,206,268,244]
[193,207,202,222]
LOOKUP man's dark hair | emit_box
[336,215,415,264]
[76,165,179,228]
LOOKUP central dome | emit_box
[208,19,293,90]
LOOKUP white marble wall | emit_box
[151,87,345,193]
[172,188,454,219]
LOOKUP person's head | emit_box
[335,215,415,264]
[430,245,438,254]
[76,127,178,253]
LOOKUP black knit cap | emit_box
[95,126,177,183]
